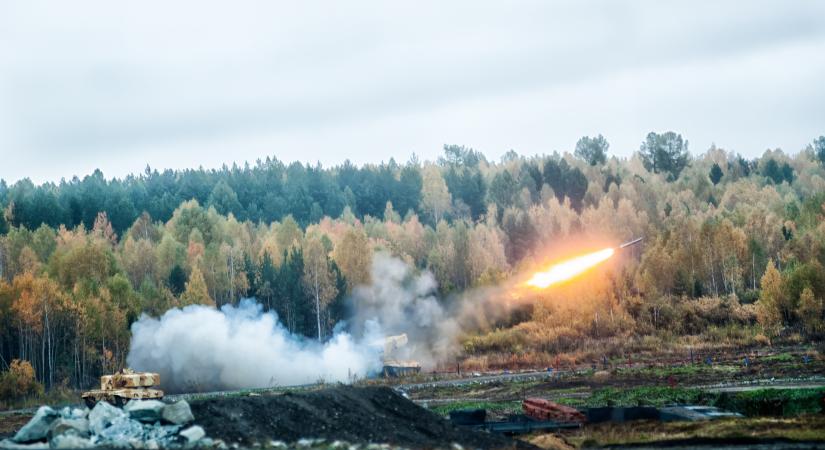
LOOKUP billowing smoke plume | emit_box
[127,253,519,392]
[127,300,383,393]
[347,254,461,367]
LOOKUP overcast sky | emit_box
[1,1,824,184]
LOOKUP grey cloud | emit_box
[1,0,824,182]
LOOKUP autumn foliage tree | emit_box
[0,359,43,403]
[179,267,214,307]
[0,135,824,398]
[757,260,784,333]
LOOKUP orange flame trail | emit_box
[526,247,615,289]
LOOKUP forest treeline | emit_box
[1,132,825,398]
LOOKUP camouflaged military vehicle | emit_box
[81,368,164,407]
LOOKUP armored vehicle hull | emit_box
[81,368,164,407]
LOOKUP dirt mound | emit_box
[190,386,531,449]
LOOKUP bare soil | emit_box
[0,414,31,439]
[190,385,534,449]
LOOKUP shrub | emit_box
[0,359,44,402]
[754,333,771,346]
[462,328,527,354]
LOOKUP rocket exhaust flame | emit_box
[526,247,615,289]
[526,237,642,289]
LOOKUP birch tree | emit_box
[302,234,338,340]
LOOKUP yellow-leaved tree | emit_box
[756,260,784,334]
[0,359,43,403]
[179,267,215,307]
[332,227,371,291]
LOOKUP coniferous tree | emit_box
[709,163,723,185]
[168,265,187,297]
[814,136,825,166]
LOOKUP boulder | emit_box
[124,400,166,423]
[48,418,90,438]
[94,416,144,446]
[12,407,59,443]
[179,425,205,445]
[161,401,194,425]
[144,424,181,447]
[88,401,126,435]
[49,434,94,449]
[58,407,88,420]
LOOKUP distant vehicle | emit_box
[381,334,421,377]
[81,368,164,407]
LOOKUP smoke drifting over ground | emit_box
[128,253,519,392]
[128,300,382,392]
[347,254,461,367]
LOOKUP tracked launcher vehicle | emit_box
[382,334,421,377]
[81,368,164,407]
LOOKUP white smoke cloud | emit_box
[126,253,517,392]
[127,299,383,393]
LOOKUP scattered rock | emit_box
[48,418,90,439]
[125,400,167,423]
[179,426,205,445]
[12,406,59,443]
[49,434,94,449]
[162,401,194,425]
[6,397,218,450]
[88,401,127,435]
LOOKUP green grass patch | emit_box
[556,386,825,417]
[615,363,738,379]
[714,387,825,417]
[577,386,708,408]
[429,400,522,416]
[428,386,825,424]
[760,352,796,363]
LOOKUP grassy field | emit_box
[539,415,825,449]
[429,400,523,418]
[427,386,825,417]
[423,382,825,449]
